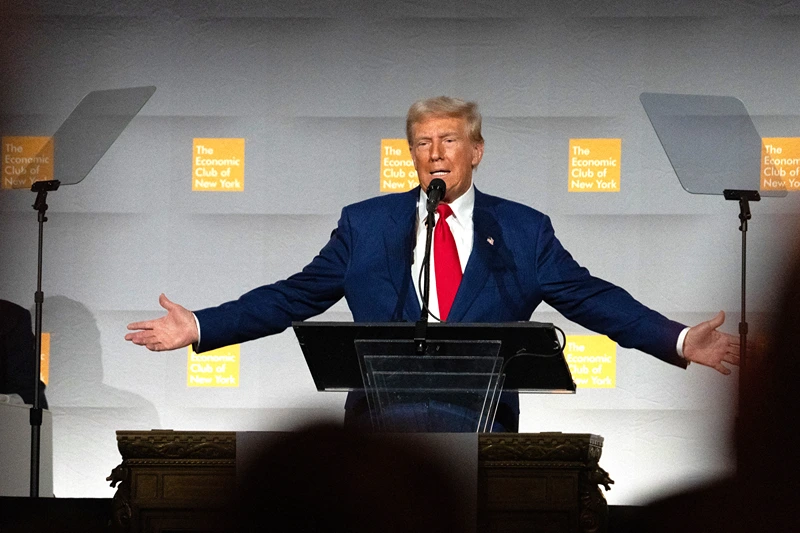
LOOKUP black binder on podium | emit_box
[292,321,575,432]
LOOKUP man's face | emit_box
[409,115,484,203]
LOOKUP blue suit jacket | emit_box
[197,186,685,361]
[195,187,686,425]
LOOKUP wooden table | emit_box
[108,430,611,533]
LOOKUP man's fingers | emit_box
[126,332,152,345]
[129,329,166,351]
[725,333,740,347]
[714,363,732,376]
[127,320,155,331]
[131,335,170,352]
[721,337,741,365]
[723,352,740,365]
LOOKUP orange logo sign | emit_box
[568,139,621,192]
[2,136,54,189]
[192,138,245,191]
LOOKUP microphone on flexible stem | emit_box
[426,178,446,214]
[416,178,447,354]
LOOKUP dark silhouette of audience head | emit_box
[729,244,800,530]
[235,423,469,532]
[637,243,800,532]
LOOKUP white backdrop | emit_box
[1,0,799,501]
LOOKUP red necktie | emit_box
[434,203,462,321]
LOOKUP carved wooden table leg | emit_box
[478,433,612,533]
[110,430,236,533]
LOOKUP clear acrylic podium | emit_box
[293,321,575,433]
[356,339,504,433]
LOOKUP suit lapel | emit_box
[447,188,502,322]
[383,188,421,320]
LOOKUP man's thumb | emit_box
[159,293,174,311]
[707,310,725,329]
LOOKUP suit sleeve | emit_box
[534,215,687,367]
[193,208,353,353]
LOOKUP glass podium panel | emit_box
[355,339,504,433]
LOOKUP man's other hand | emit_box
[125,294,199,352]
[683,311,740,374]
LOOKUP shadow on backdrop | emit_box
[41,295,160,495]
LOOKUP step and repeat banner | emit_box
[1,0,799,502]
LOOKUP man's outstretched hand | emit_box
[683,311,740,374]
[125,294,199,352]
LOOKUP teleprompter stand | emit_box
[641,93,786,379]
[723,189,760,375]
[20,86,156,497]
[293,321,575,432]
[28,178,61,499]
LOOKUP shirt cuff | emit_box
[676,326,690,364]
[192,312,201,351]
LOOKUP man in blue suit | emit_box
[126,97,739,429]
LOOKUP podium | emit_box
[294,321,575,432]
[357,339,504,432]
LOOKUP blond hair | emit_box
[406,96,483,145]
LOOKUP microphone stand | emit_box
[414,179,446,354]
[29,178,61,497]
[414,209,437,354]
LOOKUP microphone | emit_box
[417,178,447,349]
[426,178,446,214]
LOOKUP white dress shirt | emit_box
[412,184,475,321]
